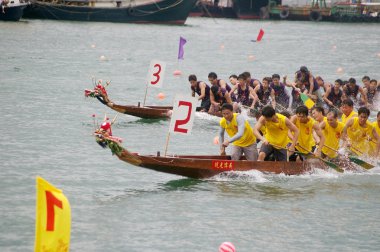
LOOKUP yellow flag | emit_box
[35,176,71,252]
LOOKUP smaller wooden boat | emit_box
[85,84,173,119]
[95,131,329,179]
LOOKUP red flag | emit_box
[256,28,264,42]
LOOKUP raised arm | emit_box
[313,122,325,157]
[285,118,299,153]
[198,82,206,100]
[270,89,276,109]
[253,116,266,143]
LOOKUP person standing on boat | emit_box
[219,103,258,161]
[289,105,325,161]
[253,106,299,161]
[188,74,211,112]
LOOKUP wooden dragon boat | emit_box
[85,83,173,119]
[95,131,328,179]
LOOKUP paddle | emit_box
[221,146,226,156]
[323,144,375,170]
[296,144,344,173]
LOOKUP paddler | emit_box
[253,106,299,161]
[340,99,357,124]
[370,112,380,157]
[229,73,256,112]
[323,79,344,111]
[188,74,211,112]
[319,110,344,160]
[252,77,276,110]
[219,103,258,161]
[289,105,325,161]
[342,107,380,157]
[342,78,367,106]
[209,85,233,116]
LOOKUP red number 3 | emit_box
[150,64,161,85]
[174,101,192,133]
[46,191,63,231]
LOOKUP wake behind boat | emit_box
[23,0,197,24]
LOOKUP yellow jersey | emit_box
[341,110,357,124]
[295,117,316,154]
[264,113,289,149]
[322,121,344,158]
[220,113,256,147]
[347,117,373,155]
[370,121,380,156]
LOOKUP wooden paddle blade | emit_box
[349,156,375,169]
[323,159,344,173]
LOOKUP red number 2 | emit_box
[46,191,63,231]
[174,101,192,133]
[150,64,161,85]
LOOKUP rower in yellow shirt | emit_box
[253,106,299,161]
[290,105,325,161]
[340,99,357,124]
[342,107,380,156]
[370,111,380,157]
[319,110,344,159]
[219,103,258,160]
[311,106,327,124]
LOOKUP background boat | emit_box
[0,0,28,21]
[232,0,270,19]
[23,0,198,24]
[190,0,237,18]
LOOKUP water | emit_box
[1,18,380,251]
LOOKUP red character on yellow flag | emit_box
[35,176,71,252]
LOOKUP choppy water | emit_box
[1,18,380,251]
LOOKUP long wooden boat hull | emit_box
[116,148,326,179]
[23,0,197,24]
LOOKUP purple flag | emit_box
[178,36,187,60]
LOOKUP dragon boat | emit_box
[94,131,330,179]
[85,82,173,119]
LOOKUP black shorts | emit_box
[289,146,316,162]
[259,143,287,161]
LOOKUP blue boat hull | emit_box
[0,4,27,21]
